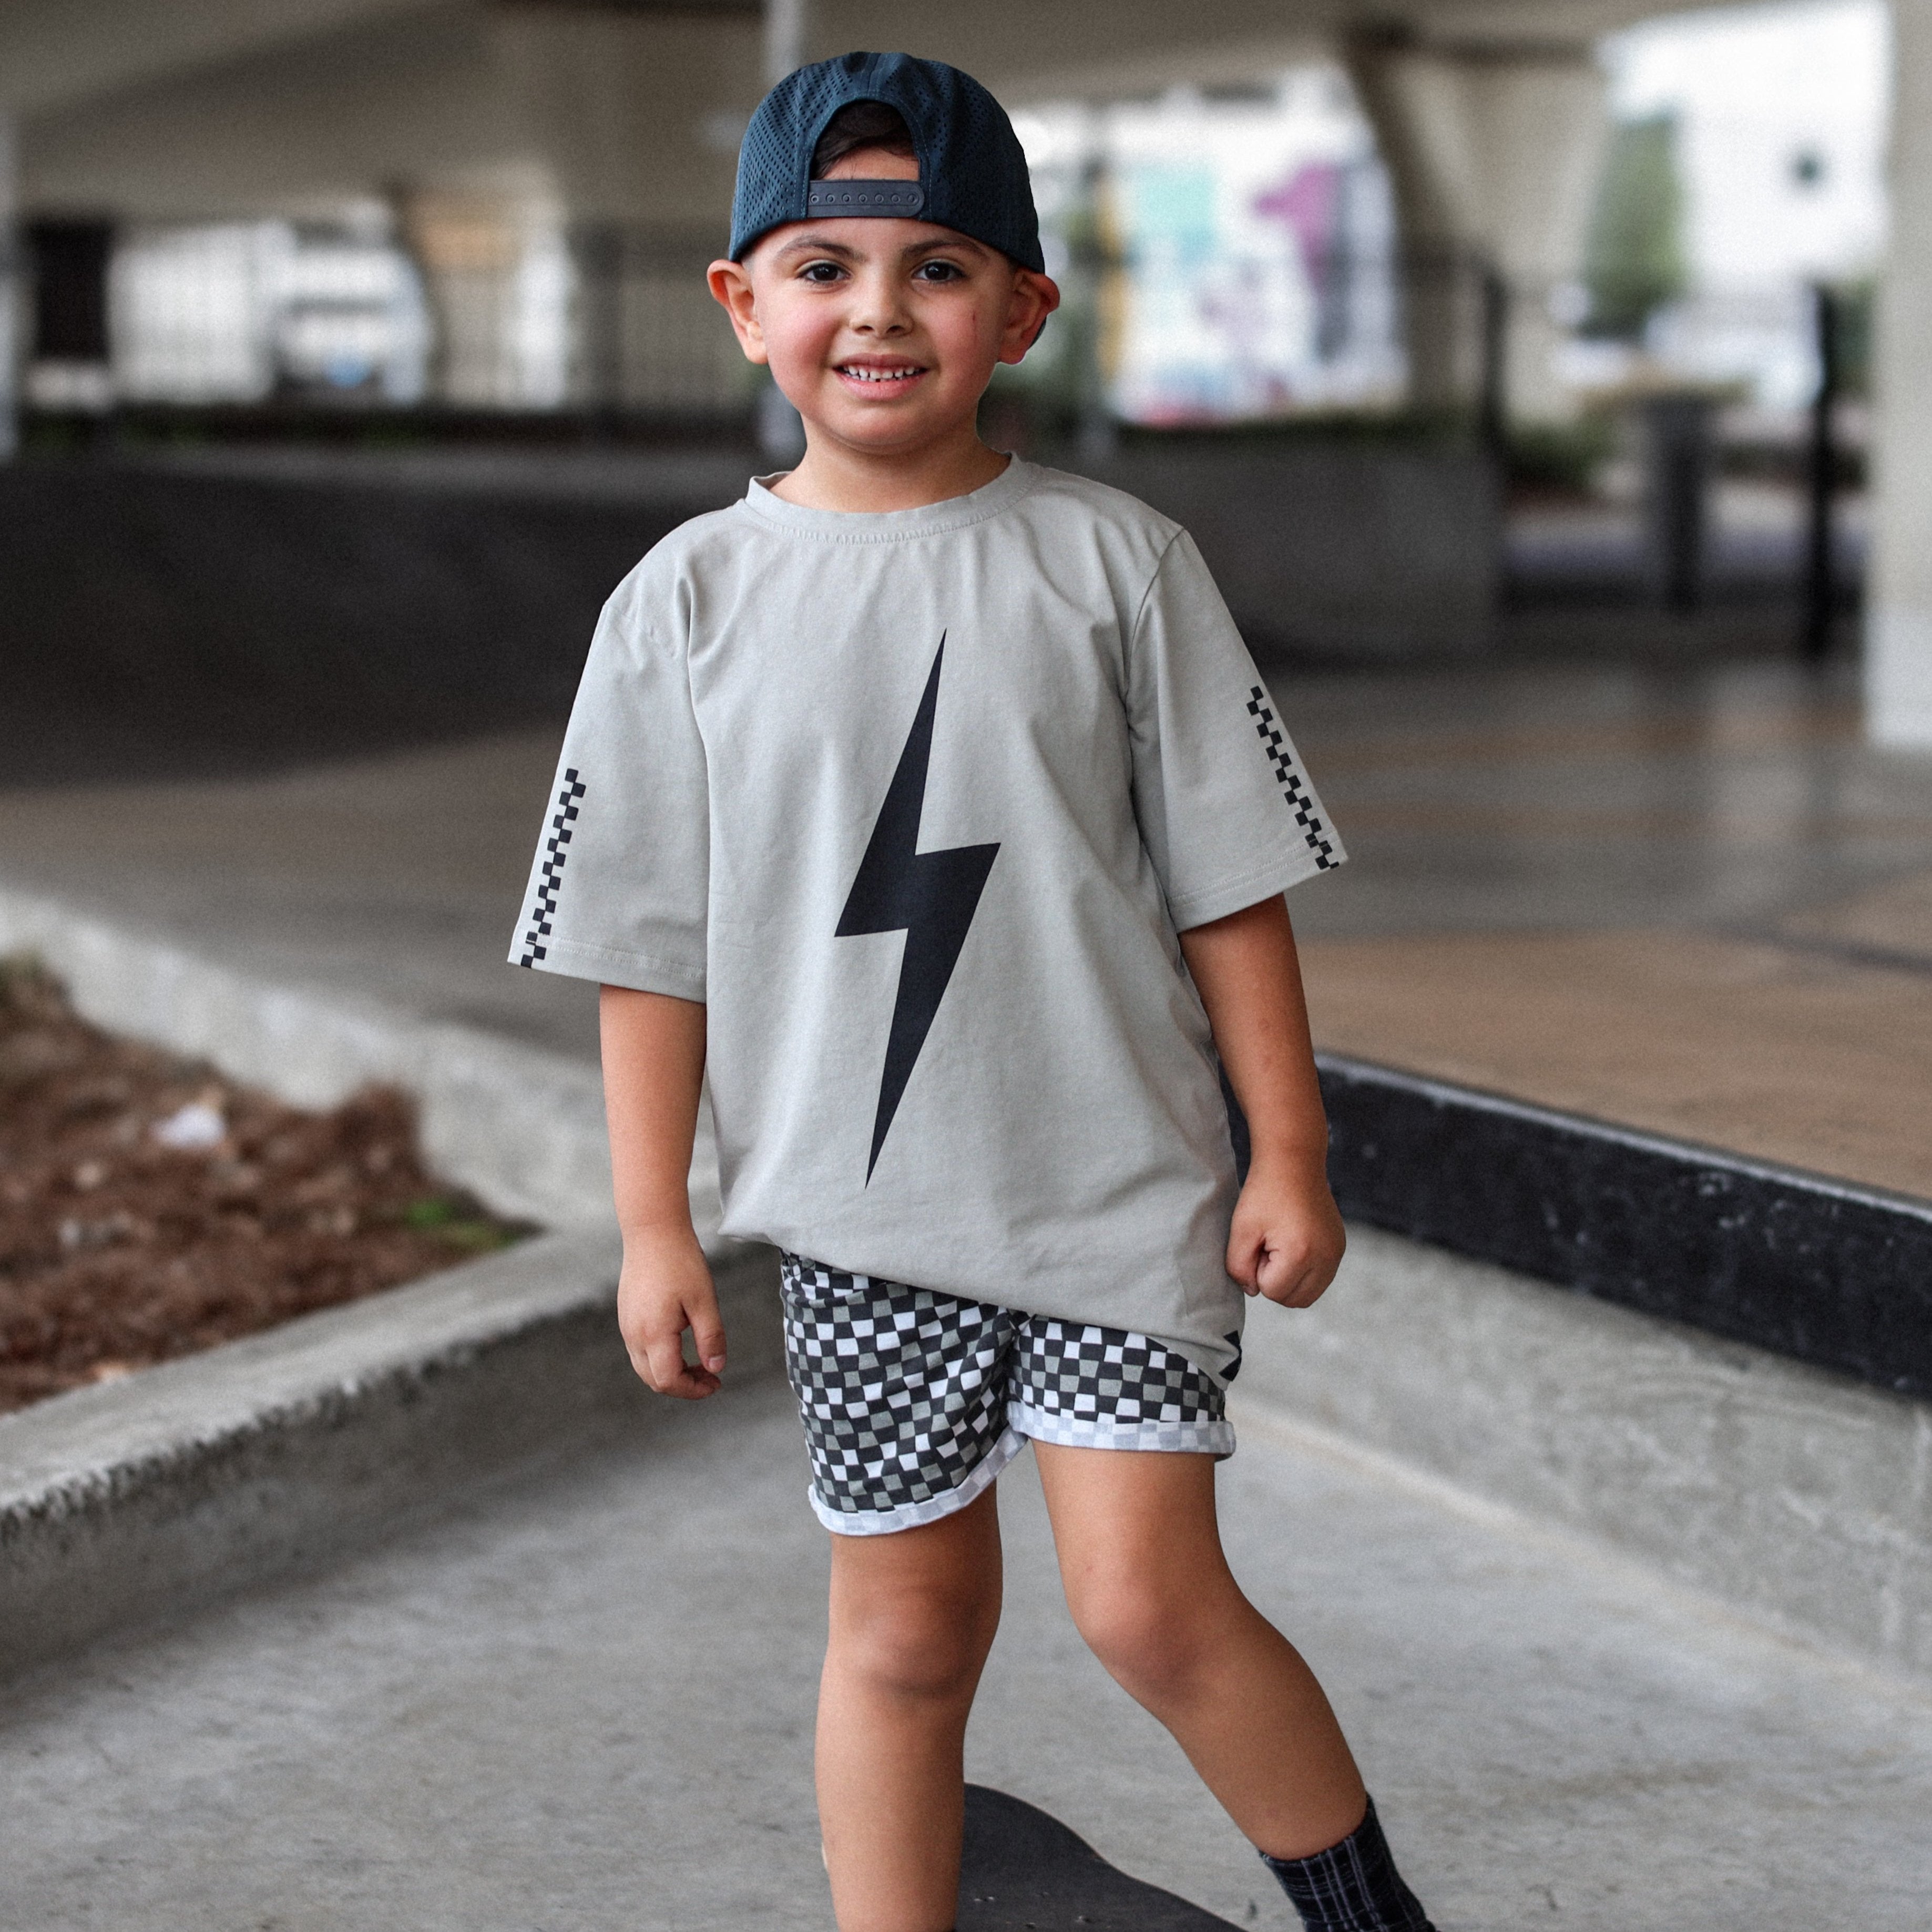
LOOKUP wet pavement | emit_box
[1277,658,1932,1195]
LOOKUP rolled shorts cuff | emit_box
[1009,1402,1235,1457]
[810,1424,1028,1537]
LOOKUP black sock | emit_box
[1258,1795,1436,1932]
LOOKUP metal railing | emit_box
[20,216,1862,441]
[24,219,751,427]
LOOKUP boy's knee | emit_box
[833,1569,998,1704]
[1067,1577,1215,1708]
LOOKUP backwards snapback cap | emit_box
[730,52,1044,273]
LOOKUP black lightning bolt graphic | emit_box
[837,637,999,1181]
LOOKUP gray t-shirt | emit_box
[512,458,1342,1381]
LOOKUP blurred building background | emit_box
[0,0,1925,727]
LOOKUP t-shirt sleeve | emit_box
[1126,529,1344,932]
[507,566,710,999]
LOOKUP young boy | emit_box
[513,50,1437,1932]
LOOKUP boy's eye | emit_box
[799,260,847,283]
[913,259,965,283]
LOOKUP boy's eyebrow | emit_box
[770,231,991,264]
[771,235,862,261]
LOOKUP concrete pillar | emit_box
[394,173,567,409]
[755,0,812,458]
[1,112,18,460]
[1345,37,1608,424]
[1867,0,1932,745]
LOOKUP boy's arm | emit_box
[1177,895,1346,1309]
[599,984,725,1397]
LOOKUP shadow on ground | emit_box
[961,1786,1239,1930]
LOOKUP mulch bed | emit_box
[0,957,530,1417]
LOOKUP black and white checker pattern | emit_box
[780,1255,1232,1535]
[781,1255,1021,1534]
[1246,686,1338,871]
[1010,1320,1231,1454]
[518,768,587,967]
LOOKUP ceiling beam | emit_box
[0,0,1778,122]
[0,0,455,116]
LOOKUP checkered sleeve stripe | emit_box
[1245,687,1337,871]
[779,1253,1019,1529]
[1008,1320,1233,1455]
[518,768,588,967]
[1259,1796,1436,1931]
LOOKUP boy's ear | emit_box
[707,258,769,365]
[999,271,1061,366]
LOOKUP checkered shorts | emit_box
[780,1253,1235,1537]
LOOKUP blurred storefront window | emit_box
[1011,70,1403,430]
[1570,0,1888,410]
[105,221,430,407]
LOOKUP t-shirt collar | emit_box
[739,455,1036,540]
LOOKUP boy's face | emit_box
[709,146,1060,459]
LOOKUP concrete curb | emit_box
[1235,1224,1932,1684]
[1318,1052,1932,1397]
[0,882,722,1234]
[0,1233,783,1678]
[0,882,748,1678]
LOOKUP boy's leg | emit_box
[1031,1441,1366,1860]
[818,1485,1005,1932]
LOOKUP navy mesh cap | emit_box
[730,52,1044,273]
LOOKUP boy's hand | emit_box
[1226,1153,1346,1309]
[617,1226,727,1398]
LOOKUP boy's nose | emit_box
[849,276,912,335]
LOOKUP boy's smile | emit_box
[836,357,927,391]
[708,146,1059,508]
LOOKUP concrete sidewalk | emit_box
[4,1367,1928,1932]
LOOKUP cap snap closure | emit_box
[805,180,926,216]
